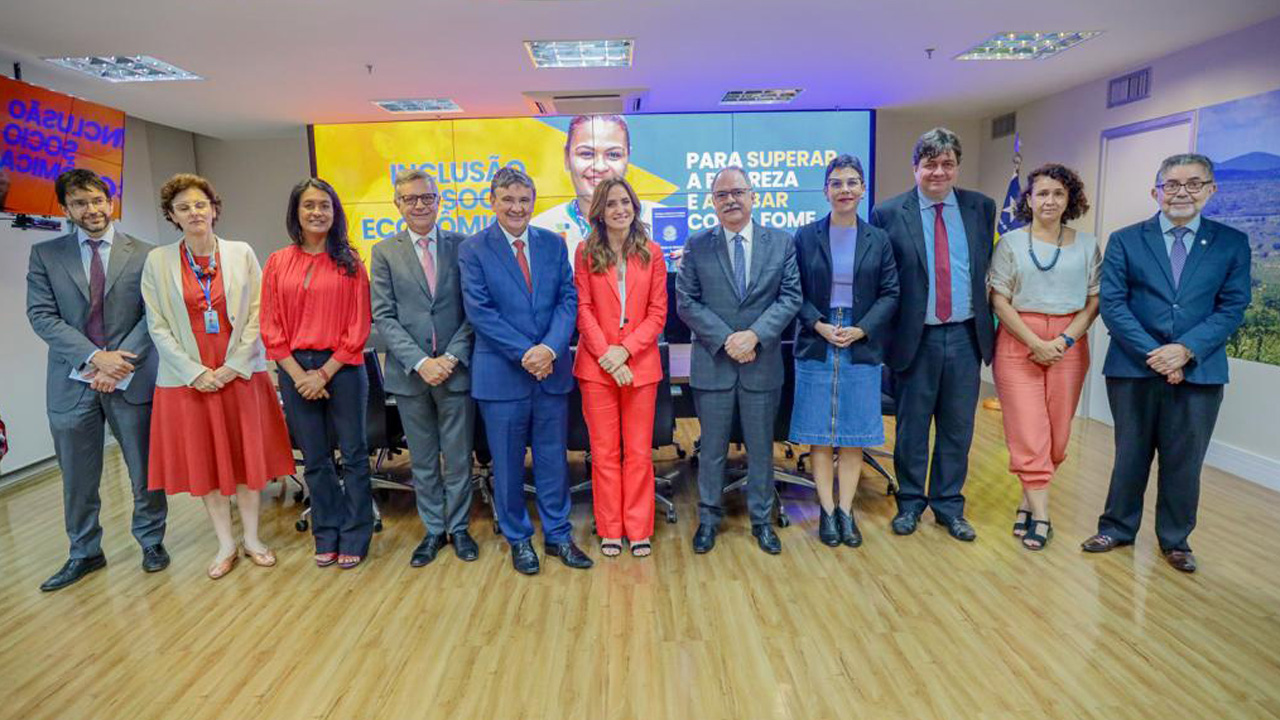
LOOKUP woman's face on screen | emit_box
[566,118,630,202]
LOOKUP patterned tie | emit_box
[85,239,106,347]
[732,234,747,299]
[513,238,533,292]
[417,236,437,295]
[932,204,952,322]
[1170,226,1190,290]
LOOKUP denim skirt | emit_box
[788,332,885,447]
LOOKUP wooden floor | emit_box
[2,408,1279,720]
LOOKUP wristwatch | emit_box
[442,352,459,364]
[1060,333,1075,348]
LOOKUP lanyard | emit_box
[182,239,218,310]
[566,199,592,240]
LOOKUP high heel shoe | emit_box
[836,508,863,548]
[208,549,239,580]
[244,547,277,567]
[818,508,840,547]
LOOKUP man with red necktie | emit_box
[870,128,997,542]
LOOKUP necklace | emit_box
[1027,224,1065,272]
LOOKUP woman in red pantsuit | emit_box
[142,174,295,579]
[574,178,668,558]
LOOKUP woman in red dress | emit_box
[142,174,295,579]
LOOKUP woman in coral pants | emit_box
[989,163,1101,551]
[573,178,668,558]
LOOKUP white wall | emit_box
[874,112,983,205]
[975,16,1280,487]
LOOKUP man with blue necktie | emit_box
[1082,154,1251,573]
[870,128,996,542]
[458,166,592,575]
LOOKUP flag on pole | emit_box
[996,134,1025,243]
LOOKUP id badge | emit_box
[203,309,220,334]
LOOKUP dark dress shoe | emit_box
[891,511,920,536]
[141,544,170,573]
[410,533,448,567]
[1081,533,1133,553]
[545,540,594,569]
[452,530,479,562]
[1164,549,1198,573]
[40,555,107,592]
[835,508,863,548]
[817,509,840,547]
[510,540,540,575]
[752,524,782,555]
[936,515,977,542]
[692,524,718,554]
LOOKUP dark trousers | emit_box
[48,390,166,559]
[694,385,781,528]
[395,386,475,537]
[279,350,374,556]
[892,321,982,519]
[478,386,573,545]
[1098,377,1224,552]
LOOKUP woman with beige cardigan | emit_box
[141,174,295,579]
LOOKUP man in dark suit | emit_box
[371,169,477,567]
[1082,153,1251,573]
[676,166,802,555]
[869,128,996,542]
[458,166,592,575]
[26,169,168,591]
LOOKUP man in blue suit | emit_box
[1082,154,1251,573]
[458,166,593,575]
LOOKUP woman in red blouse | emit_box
[261,178,373,569]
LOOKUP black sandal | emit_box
[630,539,652,558]
[1022,520,1053,551]
[1012,509,1032,538]
[600,539,623,557]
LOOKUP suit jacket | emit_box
[459,222,577,401]
[371,229,474,396]
[675,221,802,391]
[793,214,900,364]
[573,241,669,387]
[869,187,997,371]
[141,238,269,388]
[1100,213,1251,385]
[26,229,158,411]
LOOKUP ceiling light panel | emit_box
[720,89,803,106]
[43,55,202,82]
[956,31,1102,61]
[525,39,634,69]
[373,99,463,114]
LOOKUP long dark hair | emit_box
[584,177,650,274]
[286,178,358,276]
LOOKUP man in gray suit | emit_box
[371,169,478,566]
[26,169,168,591]
[677,166,802,555]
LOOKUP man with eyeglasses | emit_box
[676,166,801,555]
[1082,153,1251,573]
[370,168,478,567]
[27,168,168,591]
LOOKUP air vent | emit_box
[523,88,648,115]
[991,112,1016,139]
[1108,68,1150,108]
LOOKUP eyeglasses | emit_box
[826,179,863,191]
[1157,179,1212,195]
[397,193,439,207]
[712,188,751,202]
[68,197,109,210]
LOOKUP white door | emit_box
[1084,114,1195,425]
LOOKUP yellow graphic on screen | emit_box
[313,118,679,262]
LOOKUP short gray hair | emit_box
[913,127,962,166]
[393,167,435,189]
[711,165,752,189]
[490,166,536,196]
[1156,153,1215,185]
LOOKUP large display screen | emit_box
[311,110,873,264]
[0,75,126,217]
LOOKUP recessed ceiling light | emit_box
[43,55,202,82]
[525,39,634,69]
[956,31,1102,61]
[373,98,463,114]
[720,89,803,106]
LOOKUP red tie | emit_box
[932,203,952,322]
[513,238,533,292]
